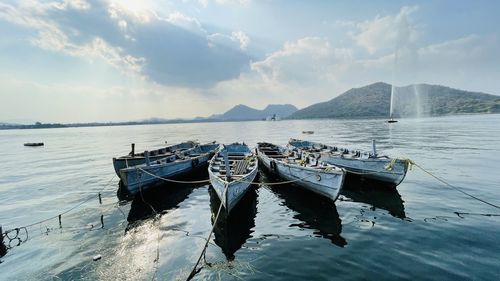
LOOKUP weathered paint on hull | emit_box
[120,154,212,196]
[258,154,344,202]
[321,155,408,186]
[210,168,258,214]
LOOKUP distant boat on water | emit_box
[24,142,44,147]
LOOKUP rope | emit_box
[412,162,500,210]
[4,175,117,231]
[137,173,161,281]
[137,167,211,184]
[186,183,227,281]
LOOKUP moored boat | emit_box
[119,142,219,196]
[256,142,345,201]
[112,141,197,175]
[208,143,258,214]
[288,139,409,187]
[24,142,44,147]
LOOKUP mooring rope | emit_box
[412,162,500,210]
[1,174,117,249]
[186,183,227,281]
[137,174,161,281]
[138,167,211,184]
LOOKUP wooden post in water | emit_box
[0,225,7,257]
[144,151,150,166]
[130,143,135,156]
[372,140,377,157]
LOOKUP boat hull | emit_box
[119,153,213,196]
[320,155,408,186]
[288,139,408,186]
[112,141,197,175]
[210,167,258,213]
[258,153,345,202]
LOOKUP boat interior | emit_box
[210,149,257,180]
[289,140,371,160]
[258,143,337,170]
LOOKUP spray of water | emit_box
[389,11,412,119]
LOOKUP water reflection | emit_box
[209,187,257,261]
[342,178,406,219]
[125,169,209,230]
[262,174,347,247]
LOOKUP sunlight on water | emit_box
[1,115,499,280]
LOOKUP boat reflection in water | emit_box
[263,174,347,247]
[125,169,209,230]
[341,178,406,219]
[208,186,257,261]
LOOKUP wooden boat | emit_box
[24,142,44,147]
[118,142,220,196]
[288,139,409,187]
[112,141,197,175]
[256,142,345,201]
[208,143,258,214]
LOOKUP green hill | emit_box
[290,82,500,119]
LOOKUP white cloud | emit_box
[353,6,419,54]
[208,30,250,50]
[251,37,352,83]
[165,11,205,35]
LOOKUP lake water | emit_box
[1,115,499,280]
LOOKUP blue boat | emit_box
[119,142,220,196]
[288,139,409,187]
[257,142,345,202]
[112,141,197,175]
[209,143,258,214]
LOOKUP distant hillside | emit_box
[214,104,298,120]
[290,82,500,119]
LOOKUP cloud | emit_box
[0,0,251,87]
[251,37,352,84]
[208,30,250,50]
[352,6,419,55]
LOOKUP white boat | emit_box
[119,142,219,196]
[208,143,258,214]
[112,141,198,175]
[288,139,409,187]
[257,142,345,201]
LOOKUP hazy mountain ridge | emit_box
[290,82,500,119]
[212,104,299,120]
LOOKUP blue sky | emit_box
[1,0,499,123]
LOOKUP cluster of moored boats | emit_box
[112,139,410,214]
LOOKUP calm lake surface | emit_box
[1,115,499,280]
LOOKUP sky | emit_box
[1,0,499,123]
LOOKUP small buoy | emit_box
[93,254,102,261]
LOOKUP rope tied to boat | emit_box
[137,167,211,184]
[411,162,500,210]
[186,182,228,281]
[384,158,415,171]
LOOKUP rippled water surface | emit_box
[1,115,499,280]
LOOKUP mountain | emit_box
[290,82,500,119]
[215,104,298,121]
